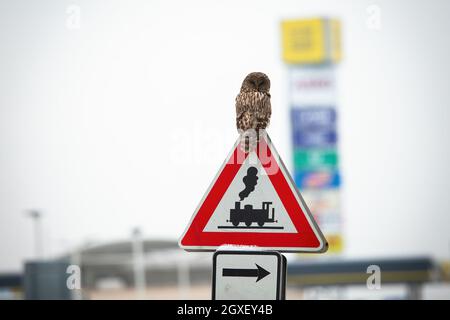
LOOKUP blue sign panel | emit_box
[291,107,336,132]
[291,107,337,148]
[293,130,337,148]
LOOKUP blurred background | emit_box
[1,0,450,300]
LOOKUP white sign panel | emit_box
[289,66,336,106]
[212,250,285,300]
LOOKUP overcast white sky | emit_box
[1,0,450,271]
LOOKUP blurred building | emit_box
[69,239,210,289]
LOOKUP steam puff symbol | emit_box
[239,167,258,201]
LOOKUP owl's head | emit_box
[240,72,270,93]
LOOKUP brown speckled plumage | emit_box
[236,72,271,151]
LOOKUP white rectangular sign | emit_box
[289,66,336,106]
[212,250,286,300]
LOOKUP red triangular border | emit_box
[179,134,328,253]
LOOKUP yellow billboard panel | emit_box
[330,19,342,63]
[281,18,342,64]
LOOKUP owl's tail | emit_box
[239,130,258,153]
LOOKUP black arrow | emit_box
[222,264,270,282]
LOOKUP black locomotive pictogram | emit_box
[228,201,278,227]
[217,166,284,230]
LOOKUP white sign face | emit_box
[203,152,297,233]
[213,251,284,300]
[289,66,336,106]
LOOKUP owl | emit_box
[236,72,271,152]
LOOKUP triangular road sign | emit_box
[179,133,328,253]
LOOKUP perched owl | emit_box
[236,72,271,152]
